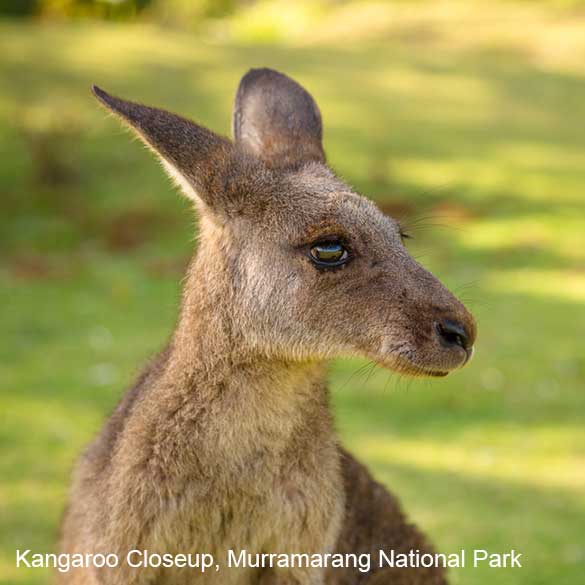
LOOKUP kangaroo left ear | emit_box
[232,68,325,169]
[92,86,235,211]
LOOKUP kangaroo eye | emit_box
[309,241,349,267]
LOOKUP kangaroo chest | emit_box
[136,378,343,584]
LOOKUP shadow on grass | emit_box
[362,458,584,585]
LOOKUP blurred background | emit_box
[1,1,584,584]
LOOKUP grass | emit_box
[1,3,584,584]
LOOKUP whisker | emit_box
[360,362,379,390]
[338,360,375,392]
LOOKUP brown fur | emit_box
[58,69,476,585]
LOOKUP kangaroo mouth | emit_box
[373,351,463,378]
[413,367,450,378]
[387,359,451,378]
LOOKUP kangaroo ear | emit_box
[92,86,234,210]
[232,68,325,169]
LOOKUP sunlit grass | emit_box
[487,269,585,302]
[357,430,585,491]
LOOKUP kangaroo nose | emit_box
[435,319,472,351]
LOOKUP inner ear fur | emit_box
[92,85,240,211]
[232,68,325,169]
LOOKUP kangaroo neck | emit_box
[164,248,329,408]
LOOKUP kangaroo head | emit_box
[93,68,476,377]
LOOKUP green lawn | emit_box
[1,4,584,584]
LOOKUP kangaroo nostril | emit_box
[435,320,471,351]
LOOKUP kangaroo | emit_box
[58,68,476,585]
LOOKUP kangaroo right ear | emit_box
[92,86,235,211]
[232,68,325,169]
